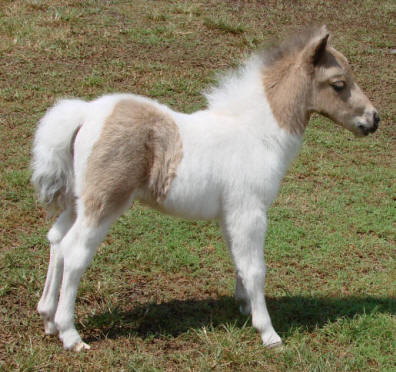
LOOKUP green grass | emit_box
[0,0,395,370]
[203,17,245,35]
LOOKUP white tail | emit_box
[31,99,87,213]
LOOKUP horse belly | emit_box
[159,168,221,220]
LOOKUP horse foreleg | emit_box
[221,223,251,315]
[223,207,282,348]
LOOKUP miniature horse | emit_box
[31,26,379,351]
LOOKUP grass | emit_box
[0,0,395,370]
[203,17,245,35]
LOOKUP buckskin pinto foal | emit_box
[31,26,379,351]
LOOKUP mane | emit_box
[204,26,326,113]
[261,25,326,67]
[204,54,265,113]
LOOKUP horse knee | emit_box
[240,265,266,295]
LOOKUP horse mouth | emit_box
[357,123,377,136]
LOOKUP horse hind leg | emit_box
[53,193,135,351]
[37,207,76,335]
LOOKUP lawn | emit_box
[0,0,395,371]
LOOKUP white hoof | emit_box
[60,328,86,351]
[261,329,282,349]
[72,341,91,352]
[266,341,283,350]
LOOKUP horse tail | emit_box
[31,98,87,215]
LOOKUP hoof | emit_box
[261,329,282,349]
[266,341,283,351]
[60,328,87,351]
[72,341,91,352]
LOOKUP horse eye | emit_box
[331,81,345,92]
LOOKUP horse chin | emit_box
[354,123,375,137]
[343,121,370,137]
[337,122,364,137]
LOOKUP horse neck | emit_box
[205,55,311,135]
[203,57,308,169]
[262,57,312,137]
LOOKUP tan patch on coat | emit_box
[261,26,329,136]
[262,54,310,136]
[82,99,183,223]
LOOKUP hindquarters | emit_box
[80,98,183,224]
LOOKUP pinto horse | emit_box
[31,26,379,351]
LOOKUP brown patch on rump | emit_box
[82,99,183,223]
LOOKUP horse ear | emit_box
[303,26,330,66]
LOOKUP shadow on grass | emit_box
[84,295,395,342]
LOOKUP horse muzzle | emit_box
[356,111,380,136]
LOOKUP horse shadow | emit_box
[83,295,395,342]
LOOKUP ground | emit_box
[0,0,395,371]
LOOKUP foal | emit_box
[31,26,379,351]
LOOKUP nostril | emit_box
[373,112,380,126]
